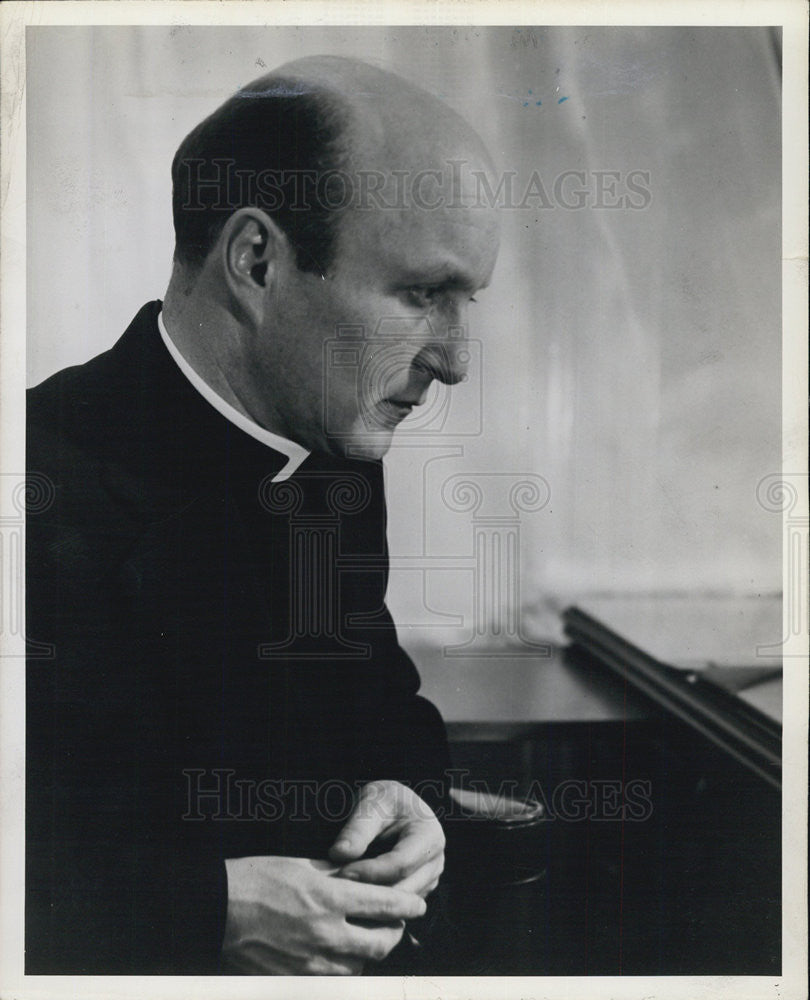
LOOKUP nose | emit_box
[413,314,471,386]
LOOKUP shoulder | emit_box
[28,301,163,461]
[26,304,166,578]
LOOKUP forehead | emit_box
[323,82,501,285]
[335,193,501,288]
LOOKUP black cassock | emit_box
[26,301,451,974]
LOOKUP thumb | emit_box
[328,781,393,862]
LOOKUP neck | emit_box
[162,271,258,424]
[162,264,314,452]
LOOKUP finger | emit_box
[329,783,399,863]
[334,879,427,922]
[339,826,443,885]
[393,856,444,897]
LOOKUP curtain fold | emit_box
[27,26,782,620]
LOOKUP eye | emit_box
[404,286,442,309]
[403,287,480,309]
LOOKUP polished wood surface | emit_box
[405,601,782,975]
[408,641,649,725]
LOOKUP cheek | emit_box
[271,293,336,388]
[311,283,427,402]
[360,345,417,401]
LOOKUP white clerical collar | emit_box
[158,309,309,482]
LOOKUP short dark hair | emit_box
[171,76,350,276]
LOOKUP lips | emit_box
[385,394,425,408]
[369,392,427,428]
[368,397,417,427]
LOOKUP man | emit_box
[26,55,500,975]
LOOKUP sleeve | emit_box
[26,509,229,974]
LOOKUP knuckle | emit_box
[390,858,408,881]
[306,954,356,976]
[309,919,331,949]
[427,821,446,849]
[370,937,391,962]
[365,779,390,802]
[331,959,356,975]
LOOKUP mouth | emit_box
[385,399,415,413]
[368,396,420,428]
[385,391,428,409]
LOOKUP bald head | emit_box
[165,55,501,460]
[170,55,496,278]
[271,55,495,172]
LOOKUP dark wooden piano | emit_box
[412,596,783,975]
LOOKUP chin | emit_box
[329,426,396,462]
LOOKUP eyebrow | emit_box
[397,264,490,292]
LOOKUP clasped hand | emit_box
[222,780,445,974]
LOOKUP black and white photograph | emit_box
[1,4,807,998]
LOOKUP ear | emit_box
[219,207,289,329]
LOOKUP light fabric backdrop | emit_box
[26,26,781,642]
